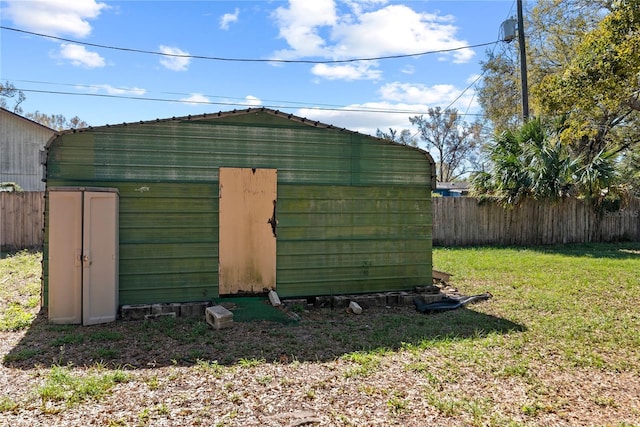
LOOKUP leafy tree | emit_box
[533,0,640,160]
[409,107,481,182]
[25,111,87,131]
[477,50,521,132]
[1,80,87,130]
[618,150,640,196]
[0,81,26,114]
[477,0,612,133]
[375,128,418,147]
[476,0,639,196]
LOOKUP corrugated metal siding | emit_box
[0,109,54,191]
[45,111,433,305]
[277,184,431,296]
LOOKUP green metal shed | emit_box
[43,108,435,309]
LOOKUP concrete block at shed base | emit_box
[120,304,151,321]
[206,305,234,330]
[332,295,350,308]
[352,294,386,308]
[151,303,180,315]
[145,312,176,320]
[181,301,210,317]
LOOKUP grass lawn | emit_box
[0,243,639,426]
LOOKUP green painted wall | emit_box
[44,109,433,305]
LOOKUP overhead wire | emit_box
[0,25,499,64]
[1,21,504,122]
[410,0,517,142]
[14,87,486,117]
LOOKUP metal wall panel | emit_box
[276,184,432,296]
[0,109,54,191]
[45,110,434,305]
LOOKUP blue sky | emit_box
[1,0,516,137]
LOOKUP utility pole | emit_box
[517,0,529,121]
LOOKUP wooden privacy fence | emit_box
[433,196,640,246]
[0,191,45,251]
[1,192,639,250]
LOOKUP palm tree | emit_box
[472,118,579,206]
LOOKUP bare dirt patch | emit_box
[2,305,639,426]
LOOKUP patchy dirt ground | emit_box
[1,304,639,427]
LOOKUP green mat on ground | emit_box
[215,296,296,324]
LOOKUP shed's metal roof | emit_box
[52,107,366,136]
[46,107,436,188]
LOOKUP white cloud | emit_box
[180,94,210,105]
[179,94,261,108]
[57,43,105,68]
[271,1,473,80]
[82,84,146,96]
[341,0,388,16]
[467,74,482,84]
[401,65,416,75]
[379,82,478,110]
[295,79,480,137]
[311,62,382,81]
[220,8,239,30]
[159,45,191,71]
[3,0,108,38]
[296,102,421,136]
[242,96,262,107]
[272,0,337,58]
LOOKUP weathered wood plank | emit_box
[0,192,45,250]
[1,192,638,250]
[432,197,640,246]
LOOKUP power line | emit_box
[1,25,499,64]
[15,87,485,117]
[9,78,353,110]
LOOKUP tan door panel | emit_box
[219,168,277,295]
[82,191,119,325]
[48,188,118,325]
[48,191,83,324]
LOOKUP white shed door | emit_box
[48,191,83,324]
[48,189,118,325]
[82,191,119,325]
[218,168,277,295]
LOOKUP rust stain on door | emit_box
[219,167,277,295]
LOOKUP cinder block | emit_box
[283,298,307,307]
[353,294,385,308]
[385,292,402,306]
[413,294,444,305]
[120,304,151,321]
[151,303,178,315]
[332,295,350,308]
[145,312,176,320]
[170,303,182,315]
[205,305,233,330]
[181,301,210,317]
[314,296,332,308]
[400,294,417,306]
